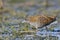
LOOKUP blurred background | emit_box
[0,0,60,40]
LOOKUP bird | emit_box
[22,14,57,30]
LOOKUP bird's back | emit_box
[25,15,57,28]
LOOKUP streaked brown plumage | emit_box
[23,15,56,29]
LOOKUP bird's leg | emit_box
[35,27,38,32]
[44,26,49,31]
